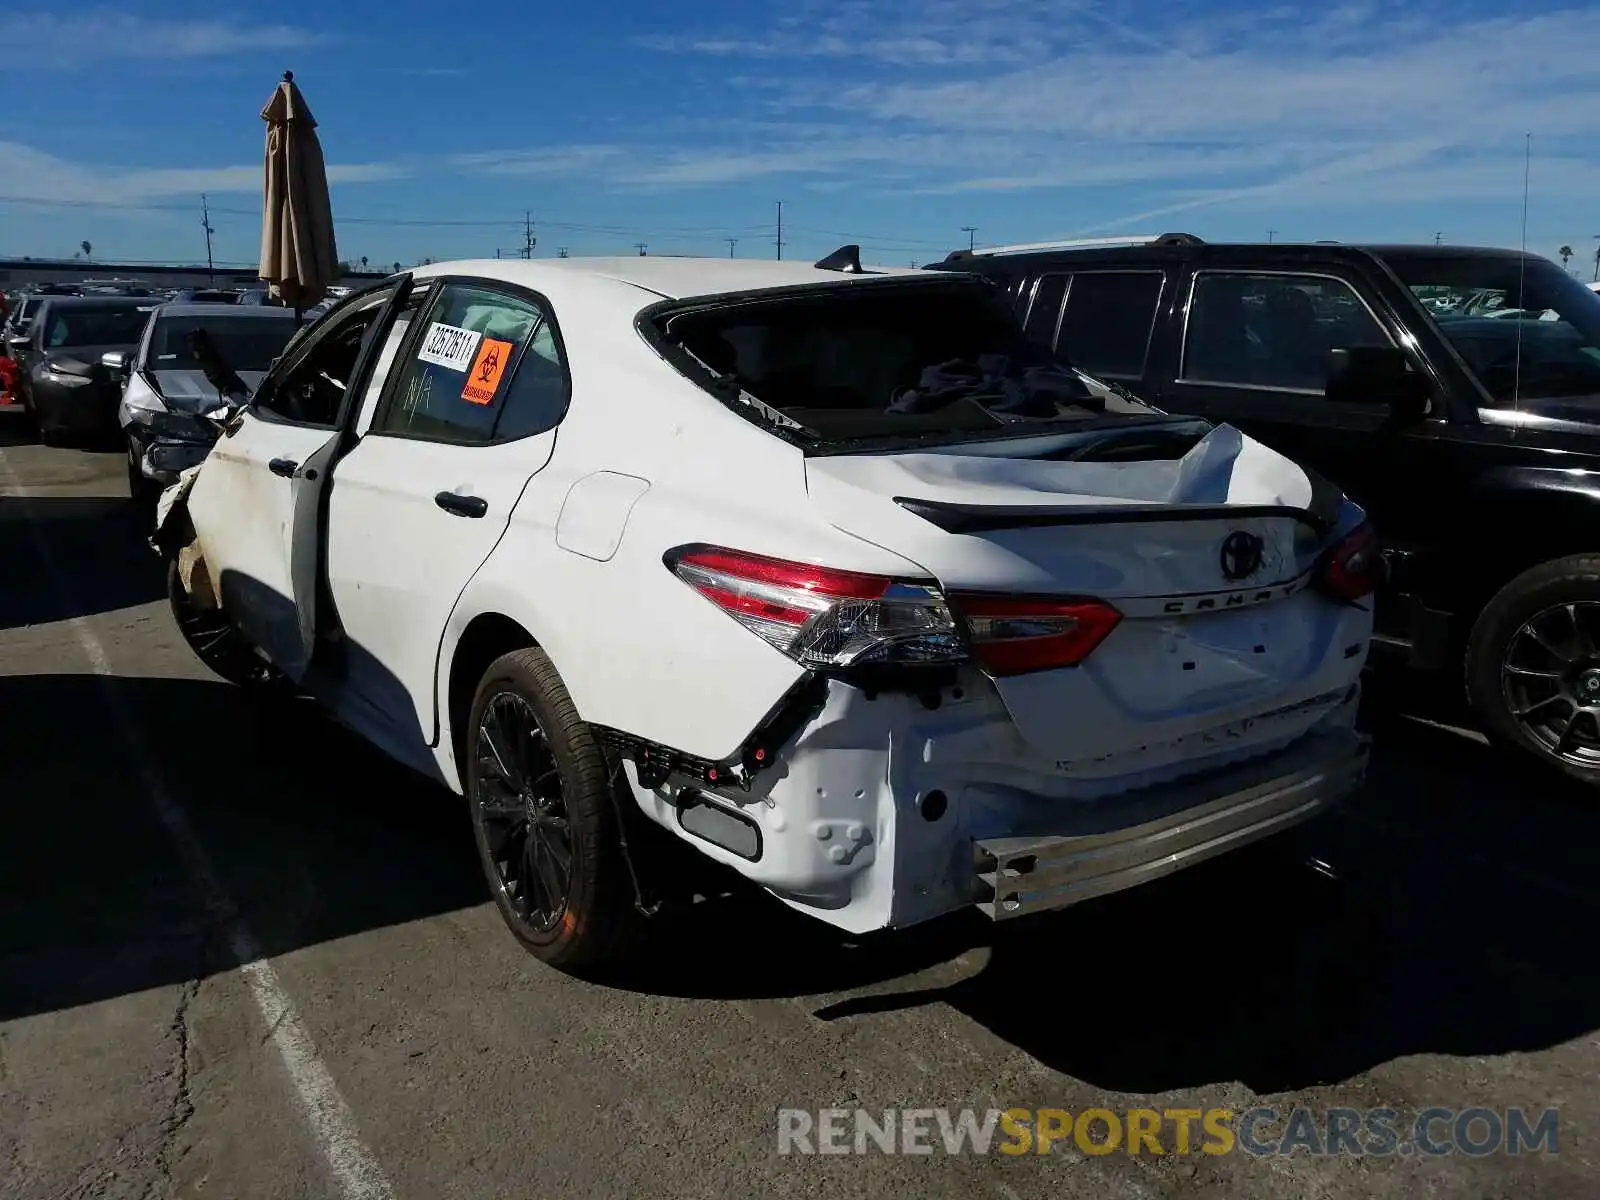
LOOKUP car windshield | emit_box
[43,304,153,348]
[1382,252,1600,406]
[657,277,1159,445]
[147,312,296,372]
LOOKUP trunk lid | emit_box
[804,422,1366,769]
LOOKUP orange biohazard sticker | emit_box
[462,337,514,405]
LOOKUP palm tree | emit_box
[360,255,368,270]
[1560,245,1574,270]
[80,240,92,260]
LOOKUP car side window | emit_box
[372,282,565,444]
[1180,272,1391,393]
[1055,272,1165,379]
[254,290,396,427]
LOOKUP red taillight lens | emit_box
[949,593,1122,675]
[667,545,965,669]
[1314,521,1385,603]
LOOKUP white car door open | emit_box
[186,281,411,679]
[323,281,568,751]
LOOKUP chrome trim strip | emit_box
[970,235,1164,256]
[1477,407,1600,435]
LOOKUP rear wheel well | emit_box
[447,613,539,779]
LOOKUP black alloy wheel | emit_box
[474,690,575,936]
[166,560,286,690]
[465,648,641,973]
[1468,554,1600,788]
[1497,601,1600,769]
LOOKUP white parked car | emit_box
[155,251,1380,973]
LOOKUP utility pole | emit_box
[557,247,568,258]
[1435,231,1443,245]
[961,225,977,251]
[776,201,784,260]
[201,193,215,285]
[1593,235,1600,282]
[1267,229,1276,243]
[726,237,738,258]
[635,242,648,256]
[523,211,536,258]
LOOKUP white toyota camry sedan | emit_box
[154,251,1381,974]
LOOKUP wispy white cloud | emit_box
[621,0,1600,229]
[0,142,404,205]
[0,9,320,65]
[10,1,1599,252]
[451,146,627,178]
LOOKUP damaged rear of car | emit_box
[149,257,1377,973]
[630,269,1377,933]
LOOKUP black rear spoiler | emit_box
[896,475,1345,538]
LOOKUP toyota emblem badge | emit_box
[1219,531,1264,581]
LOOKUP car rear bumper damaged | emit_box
[973,723,1368,919]
[623,673,1367,934]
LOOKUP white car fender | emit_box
[429,469,935,782]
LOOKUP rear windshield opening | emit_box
[656,280,1158,445]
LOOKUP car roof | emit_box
[154,302,295,318]
[33,294,160,308]
[937,239,1538,270]
[408,256,923,302]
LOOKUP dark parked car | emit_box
[21,296,157,444]
[170,288,239,304]
[932,235,1600,785]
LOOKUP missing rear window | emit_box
[653,279,1157,447]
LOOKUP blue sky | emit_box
[3,1,1599,272]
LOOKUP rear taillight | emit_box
[666,545,965,669]
[1313,520,1385,603]
[950,593,1122,675]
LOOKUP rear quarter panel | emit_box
[433,289,931,765]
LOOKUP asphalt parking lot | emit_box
[1,428,1597,1199]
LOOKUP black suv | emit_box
[932,234,1600,786]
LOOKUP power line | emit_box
[523,211,535,258]
[726,237,737,258]
[961,225,977,251]
[776,201,783,260]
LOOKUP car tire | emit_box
[1466,553,1600,787]
[166,559,288,691]
[466,647,642,975]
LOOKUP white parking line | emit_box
[0,449,395,1200]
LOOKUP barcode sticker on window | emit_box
[416,322,481,371]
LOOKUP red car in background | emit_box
[0,289,18,411]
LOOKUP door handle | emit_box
[269,457,299,478]
[434,491,488,518]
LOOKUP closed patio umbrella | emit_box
[259,70,338,325]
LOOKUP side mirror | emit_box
[101,350,129,374]
[1325,346,1430,421]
